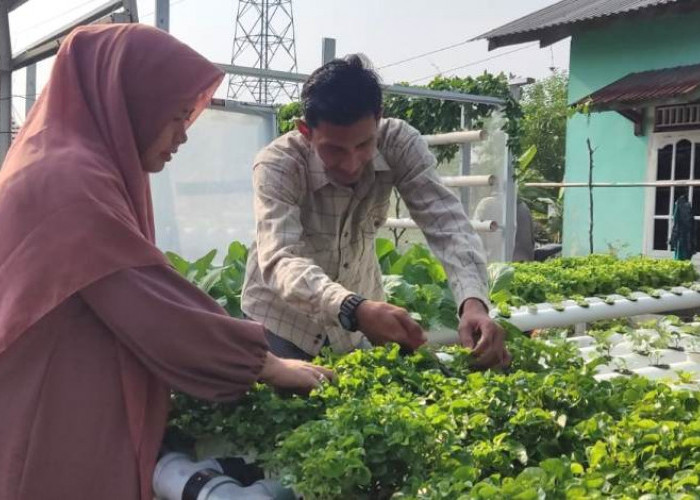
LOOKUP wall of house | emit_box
[563,9,700,256]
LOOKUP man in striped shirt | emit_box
[242,55,509,369]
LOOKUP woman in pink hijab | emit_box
[0,23,332,500]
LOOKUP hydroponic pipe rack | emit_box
[501,286,700,332]
[428,286,700,346]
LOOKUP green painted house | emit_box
[479,0,700,259]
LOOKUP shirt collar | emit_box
[307,149,390,192]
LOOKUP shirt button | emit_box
[343,263,349,269]
[344,232,349,238]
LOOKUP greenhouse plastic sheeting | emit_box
[469,115,513,263]
[151,107,275,261]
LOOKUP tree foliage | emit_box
[382,73,522,163]
[519,71,568,183]
[277,101,302,135]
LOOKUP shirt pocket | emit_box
[360,201,390,238]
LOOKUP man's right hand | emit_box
[355,300,427,351]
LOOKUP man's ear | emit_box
[297,119,312,139]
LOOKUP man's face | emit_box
[299,114,378,186]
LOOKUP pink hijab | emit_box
[0,23,223,495]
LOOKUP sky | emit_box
[7,0,570,120]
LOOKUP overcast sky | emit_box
[8,0,569,119]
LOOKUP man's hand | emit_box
[356,300,427,351]
[259,352,335,395]
[458,298,511,369]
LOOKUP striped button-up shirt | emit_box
[242,118,489,355]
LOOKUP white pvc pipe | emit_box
[384,218,498,233]
[422,129,486,145]
[499,288,700,332]
[441,174,495,187]
[153,453,223,499]
[198,477,289,500]
[153,453,292,500]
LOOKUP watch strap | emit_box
[339,294,366,332]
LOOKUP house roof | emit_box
[575,63,700,110]
[475,0,700,50]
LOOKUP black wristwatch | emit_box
[338,294,366,332]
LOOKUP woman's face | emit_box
[140,106,194,173]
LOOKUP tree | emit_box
[516,71,569,244]
[519,71,568,183]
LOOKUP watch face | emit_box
[339,313,353,331]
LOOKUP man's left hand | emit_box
[458,298,511,370]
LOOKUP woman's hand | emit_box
[259,352,335,394]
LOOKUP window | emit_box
[651,138,700,252]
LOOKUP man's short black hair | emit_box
[301,54,382,128]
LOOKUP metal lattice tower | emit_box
[227,0,299,104]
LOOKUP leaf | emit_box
[389,245,446,284]
[681,437,700,448]
[488,263,515,299]
[518,144,537,171]
[589,441,607,469]
[570,462,584,475]
[375,237,395,260]
[539,458,567,480]
[673,470,699,487]
[225,241,248,266]
[166,251,191,277]
[496,318,524,341]
[199,267,227,293]
[382,275,417,307]
[189,249,218,280]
